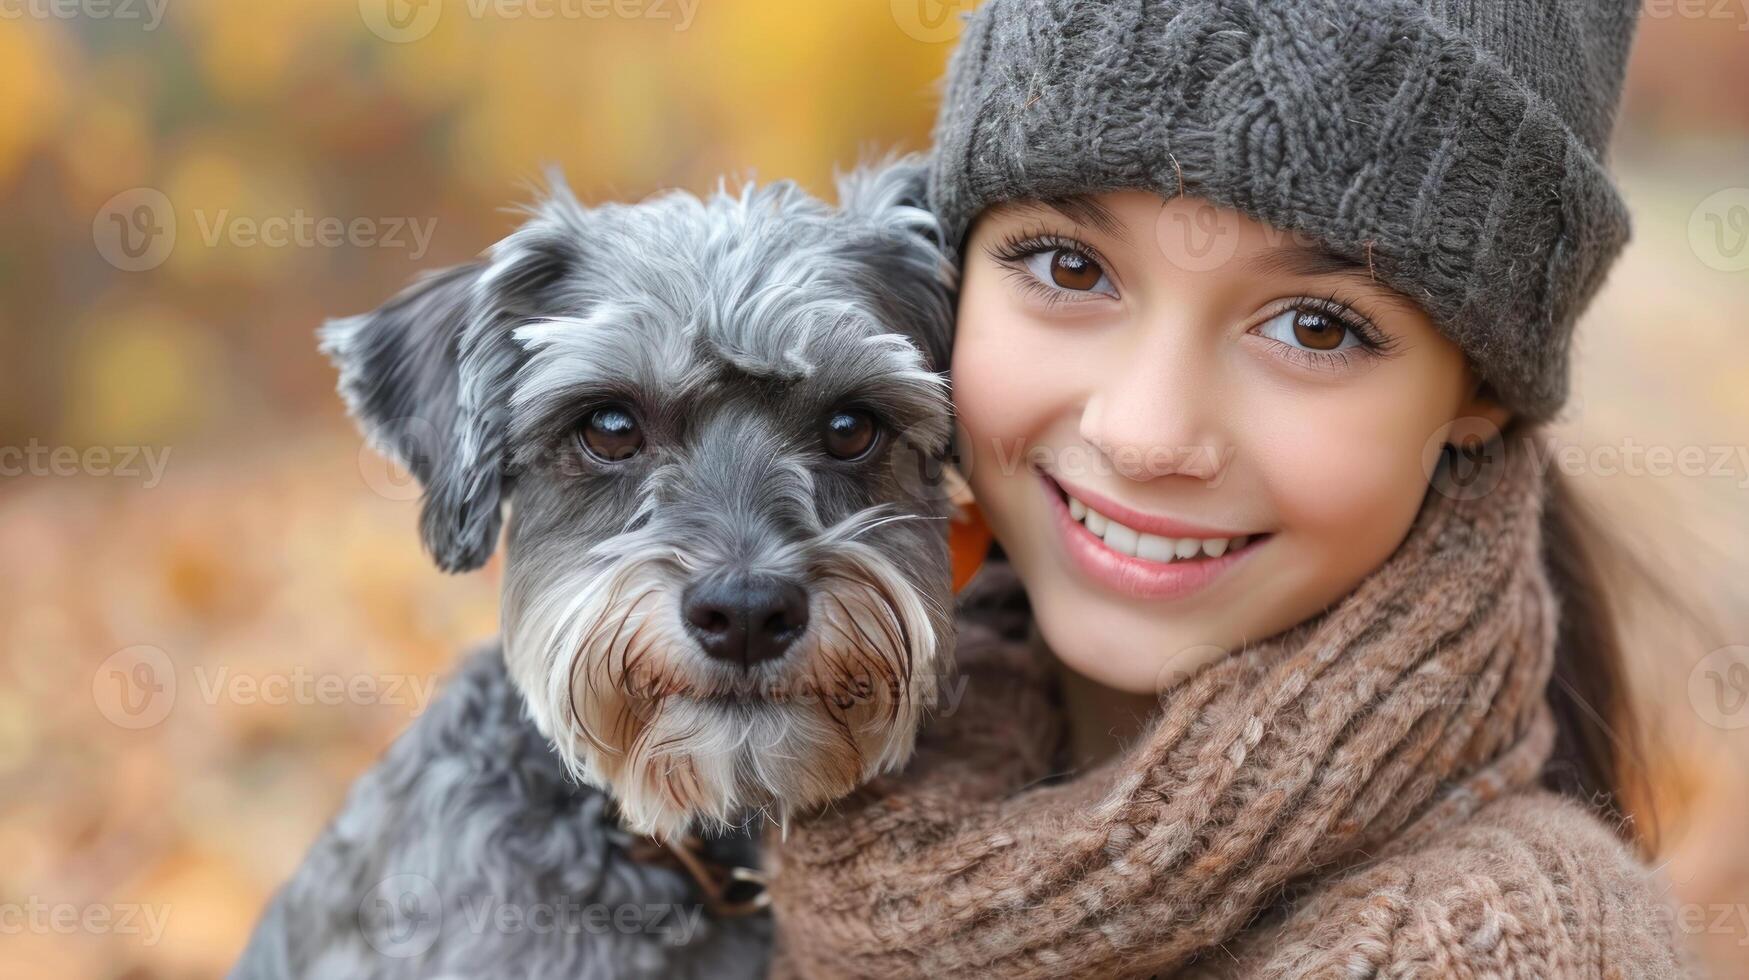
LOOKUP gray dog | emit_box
[233,157,958,978]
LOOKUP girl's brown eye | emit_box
[1291,310,1348,351]
[823,408,880,461]
[1050,249,1103,290]
[579,404,643,462]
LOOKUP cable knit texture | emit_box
[764,434,1685,978]
[927,0,1639,421]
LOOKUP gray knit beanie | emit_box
[929,0,1640,420]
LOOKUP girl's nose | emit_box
[1076,337,1228,483]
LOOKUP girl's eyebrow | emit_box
[1246,243,1370,279]
[995,197,1131,244]
[1244,244,1423,315]
[1044,196,1129,242]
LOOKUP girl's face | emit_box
[952,190,1506,694]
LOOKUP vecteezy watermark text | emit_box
[359,0,699,43]
[94,187,440,272]
[1642,0,1749,29]
[357,873,707,958]
[1,440,171,487]
[0,0,169,30]
[0,898,171,946]
[193,209,437,261]
[464,0,698,27]
[457,895,705,944]
[92,645,440,731]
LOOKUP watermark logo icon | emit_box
[359,874,443,958]
[92,645,177,730]
[1154,644,1230,696]
[1691,645,1749,730]
[1155,199,1242,273]
[1423,416,1507,501]
[890,0,974,42]
[358,416,441,501]
[1689,188,1749,273]
[360,0,442,42]
[888,416,973,507]
[94,188,175,272]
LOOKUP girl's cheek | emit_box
[1247,369,1460,574]
[951,292,1075,455]
[950,284,1090,570]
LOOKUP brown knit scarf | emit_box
[765,433,1560,978]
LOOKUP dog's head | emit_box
[323,158,958,837]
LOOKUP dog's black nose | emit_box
[681,575,810,667]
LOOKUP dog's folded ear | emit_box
[320,185,587,573]
[833,153,956,374]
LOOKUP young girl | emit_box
[767,0,1688,975]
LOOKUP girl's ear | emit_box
[944,464,993,594]
[1455,376,1514,439]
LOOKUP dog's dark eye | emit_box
[578,404,643,462]
[822,408,880,461]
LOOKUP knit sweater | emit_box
[764,434,1688,978]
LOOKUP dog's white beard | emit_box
[504,538,942,840]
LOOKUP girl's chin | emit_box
[1028,585,1240,696]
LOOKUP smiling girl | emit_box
[957,191,1503,709]
[767,0,1689,976]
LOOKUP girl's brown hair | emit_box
[1539,464,1662,856]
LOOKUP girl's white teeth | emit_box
[1103,522,1139,556]
[1085,510,1108,536]
[1065,491,1249,563]
[1136,533,1176,562]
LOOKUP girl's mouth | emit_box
[1040,472,1269,600]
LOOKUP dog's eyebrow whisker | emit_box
[842,513,939,540]
[820,504,900,537]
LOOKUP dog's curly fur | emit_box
[234,157,957,977]
[234,648,771,979]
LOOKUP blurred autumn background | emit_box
[0,0,1746,976]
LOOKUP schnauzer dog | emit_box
[233,157,958,978]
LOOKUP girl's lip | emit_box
[1040,472,1266,601]
[1047,473,1251,540]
